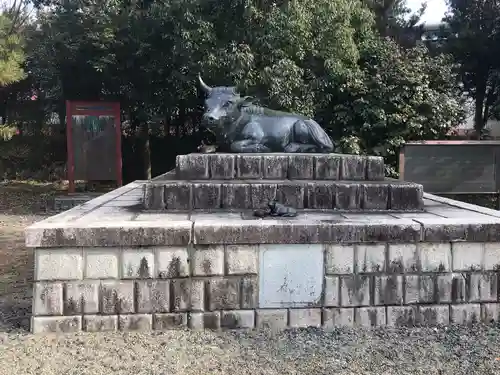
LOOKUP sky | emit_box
[407,0,448,25]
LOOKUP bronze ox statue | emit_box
[198,76,334,153]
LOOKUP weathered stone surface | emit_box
[324,276,340,307]
[276,183,305,208]
[191,245,224,276]
[314,154,340,180]
[207,277,240,310]
[416,217,500,242]
[307,182,335,209]
[335,183,361,210]
[355,307,386,327]
[325,244,354,274]
[189,312,221,330]
[64,281,99,314]
[452,242,483,271]
[451,304,481,325]
[469,273,497,302]
[419,243,451,272]
[356,244,386,273]
[323,308,354,328]
[362,184,389,210]
[122,248,154,279]
[288,155,314,180]
[208,154,235,179]
[33,282,63,315]
[225,245,258,275]
[419,305,450,326]
[136,280,170,313]
[221,310,255,329]
[389,183,424,210]
[35,248,83,281]
[366,156,385,181]
[176,154,209,179]
[374,276,403,305]
[405,275,435,304]
[289,308,321,328]
[263,155,288,179]
[341,155,366,180]
[340,276,370,307]
[236,155,262,179]
[221,183,252,209]
[84,248,119,279]
[256,309,288,330]
[153,313,187,329]
[192,183,221,209]
[156,247,190,278]
[387,244,418,273]
[83,315,118,332]
[171,279,204,311]
[194,220,262,244]
[249,183,277,209]
[241,277,258,308]
[482,303,500,323]
[164,182,191,210]
[387,306,418,327]
[484,243,500,270]
[142,183,165,210]
[32,316,81,333]
[119,314,152,331]
[100,281,134,314]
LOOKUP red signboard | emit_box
[66,101,122,193]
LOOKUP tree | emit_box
[445,0,500,135]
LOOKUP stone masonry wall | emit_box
[32,241,500,333]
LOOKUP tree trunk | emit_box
[474,82,487,139]
[139,121,151,179]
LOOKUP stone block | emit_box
[189,312,221,330]
[194,220,263,244]
[324,276,340,307]
[64,281,99,314]
[100,281,134,314]
[225,245,258,275]
[142,183,164,210]
[387,306,418,327]
[314,154,340,180]
[362,184,389,210]
[221,183,252,209]
[374,275,403,305]
[436,274,453,303]
[241,277,259,308]
[84,248,119,279]
[250,183,277,209]
[136,280,170,313]
[419,305,450,326]
[35,248,83,281]
[276,183,305,209]
[452,243,484,271]
[417,217,500,243]
[236,155,262,179]
[359,220,421,243]
[256,309,288,330]
[389,183,423,210]
[31,316,82,334]
[221,310,255,329]
[451,304,481,325]
[419,243,451,272]
[153,313,187,330]
[405,275,435,304]
[156,247,190,278]
[355,307,386,327]
[208,154,235,179]
[289,308,321,328]
[263,155,288,179]
[388,244,418,273]
[176,154,209,179]
[366,156,385,181]
[122,248,154,279]
[192,183,221,209]
[119,314,152,331]
[356,244,386,273]
[335,183,361,210]
[484,243,500,270]
[323,308,354,329]
[340,276,370,307]
[307,182,335,209]
[469,273,497,302]
[325,244,354,274]
[191,245,224,276]
[481,303,500,323]
[33,282,63,315]
[288,155,314,180]
[83,315,118,332]
[171,279,204,311]
[164,182,191,210]
[341,155,366,180]
[207,277,240,310]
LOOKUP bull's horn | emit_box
[198,75,212,93]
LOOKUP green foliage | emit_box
[0,12,25,87]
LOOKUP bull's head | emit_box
[199,75,241,129]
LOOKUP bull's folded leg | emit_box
[284,142,317,153]
[230,140,271,153]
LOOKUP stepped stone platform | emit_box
[24,153,500,334]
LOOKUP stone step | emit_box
[143,180,423,211]
[176,153,385,181]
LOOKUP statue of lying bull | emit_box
[199,76,334,153]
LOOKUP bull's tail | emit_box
[303,119,334,152]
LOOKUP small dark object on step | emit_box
[253,209,268,218]
[253,200,298,218]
